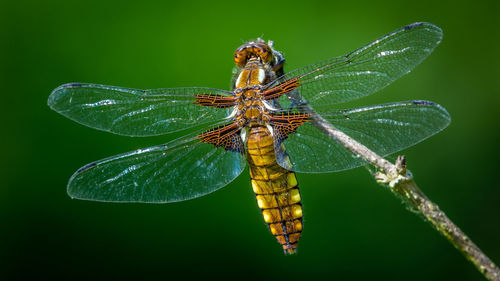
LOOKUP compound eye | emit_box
[256,45,272,63]
[233,42,273,67]
[234,49,248,67]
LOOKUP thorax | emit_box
[233,59,276,127]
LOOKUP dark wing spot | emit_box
[404,22,424,30]
[64,83,84,88]
[76,162,98,173]
[412,100,435,106]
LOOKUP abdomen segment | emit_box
[246,126,303,254]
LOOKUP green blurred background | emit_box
[1,0,499,280]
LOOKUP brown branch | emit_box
[303,104,500,281]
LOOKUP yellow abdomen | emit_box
[246,126,303,254]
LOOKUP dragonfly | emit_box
[48,22,450,254]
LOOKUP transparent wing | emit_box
[67,129,246,203]
[48,83,234,136]
[267,22,442,107]
[276,101,450,173]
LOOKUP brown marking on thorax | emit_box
[232,58,272,127]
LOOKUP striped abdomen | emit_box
[246,126,303,254]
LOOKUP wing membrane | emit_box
[268,22,442,107]
[277,101,450,173]
[68,130,246,203]
[48,83,234,136]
